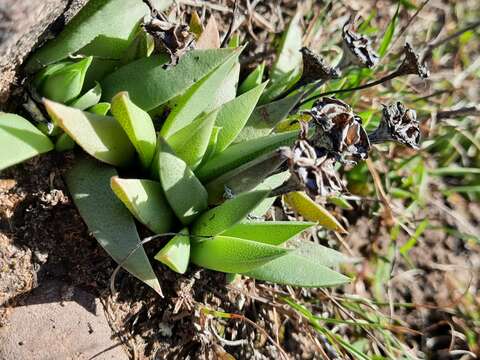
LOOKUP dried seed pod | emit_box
[308,97,370,161]
[287,133,346,197]
[298,47,340,85]
[368,102,421,149]
[341,19,379,68]
[144,18,195,67]
[396,42,429,78]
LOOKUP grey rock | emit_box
[0,280,128,360]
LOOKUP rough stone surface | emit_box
[0,280,128,360]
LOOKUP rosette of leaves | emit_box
[0,0,351,296]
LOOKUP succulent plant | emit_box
[0,0,424,296]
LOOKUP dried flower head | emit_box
[285,124,346,197]
[309,97,370,161]
[397,42,429,78]
[368,102,421,149]
[341,19,379,68]
[144,18,195,67]
[299,47,340,85]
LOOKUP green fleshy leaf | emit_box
[110,177,175,234]
[111,91,157,169]
[214,81,268,153]
[32,61,71,88]
[0,113,53,170]
[250,171,290,218]
[205,149,286,204]
[211,62,240,109]
[102,48,238,111]
[243,250,350,287]
[83,58,119,91]
[167,109,218,169]
[121,29,154,64]
[235,91,303,143]
[191,190,270,237]
[65,156,162,295]
[69,82,102,110]
[203,126,221,163]
[44,99,134,167]
[26,0,171,71]
[223,221,315,245]
[88,102,111,115]
[238,62,265,95]
[160,50,240,138]
[196,130,298,183]
[294,241,347,267]
[40,57,93,103]
[154,228,190,274]
[55,133,76,152]
[191,235,290,273]
[158,137,208,225]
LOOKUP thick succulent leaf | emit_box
[250,171,290,218]
[191,190,270,237]
[160,51,240,138]
[222,221,315,245]
[196,130,298,182]
[44,99,134,167]
[110,177,175,234]
[40,57,92,103]
[191,235,290,273]
[83,58,119,91]
[154,228,190,274]
[111,91,157,169]
[203,126,221,163]
[69,82,102,110]
[158,137,208,225]
[121,29,154,64]
[214,81,268,153]
[284,192,347,233]
[205,150,286,204]
[32,61,71,88]
[102,48,237,111]
[65,156,162,295]
[167,110,218,169]
[195,16,221,49]
[235,91,303,143]
[88,102,111,115]
[294,241,347,267]
[55,133,76,152]
[26,0,171,71]
[211,62,240,110]
[0,113,53,171]
[243,251,350,287]
[238,62,265,95]
[260,10,303,104]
